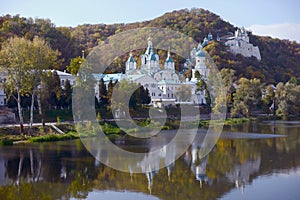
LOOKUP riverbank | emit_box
[0,118,253,145]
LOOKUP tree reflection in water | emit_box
[0,121,300,199]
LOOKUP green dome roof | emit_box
[165,53,174,63]
[128,55,135,63]
[127,52,136,63]
[150,53,157,61]
[196,50,205,57]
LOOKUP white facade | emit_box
[191,46,209,82]
[224,27,261,61]
[0,74,7,106]
[51,70,76,88]
[0,88,6,106]
[188,43,210,105]
[123,38,209,107]
[93,73,125,99]
[124,39,184,107]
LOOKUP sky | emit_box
[1,0,300,42]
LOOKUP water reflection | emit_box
[0,121,300,199]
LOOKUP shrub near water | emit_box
[0,138,13,146]
[29,132,78,143]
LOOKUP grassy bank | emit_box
[0,118,254,146]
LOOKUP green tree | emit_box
[275,81,300,119]
[194,70,201,80]
[61,79,72,109]
[196,79,211,106]
[140,86,151,105]
[111,80,140,111]
[231,78,262,117]
[107,80,114,107]
[262,84,275,114]
[41,71,62,110]
[175,84,192,102]
[220,68,236,111]
[98,78,108,107]
[28,36,60,130]
[66,56,85,75]
[0,37,29,132]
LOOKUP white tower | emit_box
[164,51,175,71]
[140,37,160,74]
[126,51,137,71]
[191,46,209,81]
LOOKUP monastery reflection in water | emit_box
[0,137,262,195]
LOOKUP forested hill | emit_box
[1,8,300,83]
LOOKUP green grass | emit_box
[0,117,254,145]
[29,132,79,143]
[224,117,253,125]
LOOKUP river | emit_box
[0,120,299,200]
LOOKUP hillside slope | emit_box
[1,8,300,83]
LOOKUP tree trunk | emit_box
[29,90,36,132]
[17,153,24,184]
[37,92,42,115]
[17,88,24,133]
[30,149,35,180]
[37,88,45,127]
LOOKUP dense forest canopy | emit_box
[1,8,300,84]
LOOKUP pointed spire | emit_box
[165,50,173,63]
[145,37,154,55]
[82,50,85,59]
[147,36,153,47]
[127,50,135,63]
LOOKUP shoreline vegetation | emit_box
[0,117,253,145]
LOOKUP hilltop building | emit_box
[199,28,261,61]
[222,27,261,60]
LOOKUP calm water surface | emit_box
[0,121,300,200]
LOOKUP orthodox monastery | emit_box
[0,27,261,108]
[120,38,209,107]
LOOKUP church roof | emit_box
[93,73,124,82]
[208,33,213,41]
[196,50,206,58]
[201,38,208,47]
[145,45,153,55]
[127,55,135,63]
[149,52,157,61]
[165,52,174,63]
[145,38,154,55]
[50,70,74,77]
[127,74,146,81]
[158,80,180,85]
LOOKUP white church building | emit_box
[223,27,261,61]
[122,38,209,107]
[0,38,211,108]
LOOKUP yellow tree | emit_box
[0,37,31,133]
[0,36,60,133]
[27,36,60,130]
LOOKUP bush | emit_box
[0,138,13,146]
[29,132,78,143]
